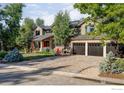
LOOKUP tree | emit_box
[36,18,44,27]
[16,18,36,53]
[0,4,24,51]
[52,11,72,48]
[74,3,124,55]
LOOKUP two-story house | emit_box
[31,26,54,52]
[70,21,117,57]
[31,20,118,57]
[31,20,82,52]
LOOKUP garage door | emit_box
[73,43,85,55]
[88,43,103,56]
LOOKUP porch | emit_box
[31,33,54,52]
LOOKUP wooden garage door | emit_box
[73,43,85,55]
[88,43,103,56]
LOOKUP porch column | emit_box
[50,38,52,49]
[40,41,42,51]
[103,44,107,57]
[85,41,88,56]
[70,42,73,49]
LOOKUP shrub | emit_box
[99,62,110,73]
[3,48,23,62]
[0,51,7,60]
[99,51,116,73]
[111,59,124,73]
[99,51,124,74]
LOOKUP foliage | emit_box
[74,3,124,47]
[40,49,55,55]
[3,48,23,62]
[99,51,116,73]
[16,18,36,52]
[23,50,55,61]
[100,51,124,74]
[52,11,72,48]
[0,4,24,50]
[36,18,44,27]
[0,51,7,60]
[112,59,124,73]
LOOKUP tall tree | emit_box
[16,18,36,53]
[36,18,44,26]
[52,11,71,48]
[1,4,24,50]
[74,3,124,54]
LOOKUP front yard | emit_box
[23,52,55,61]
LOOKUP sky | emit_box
[1,3,89,26]
[22,3,89,25]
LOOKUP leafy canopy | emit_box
[0,4,24,50]
[16,17,36,52]
[36,18,44,27]
[52,11,72,47]
[74,3,124,43]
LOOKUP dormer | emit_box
[34,26,43,36]
[80,21,95,35]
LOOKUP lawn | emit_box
[23,52,55,61]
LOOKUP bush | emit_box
[0,51,7,60]
[99,51,124,74]
[99,62,110,73]
[99,51,116,73]
[111,59,124,73]
[3,48,23,62]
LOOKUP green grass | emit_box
[23,52,55,61]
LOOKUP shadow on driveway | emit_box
[0,65,71,85]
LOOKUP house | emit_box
[31,26,54,52]
[70,21,117,57]
[31,20,83,52]
[31,20,118,57]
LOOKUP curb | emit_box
[52,71,124,85]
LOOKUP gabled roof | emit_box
[41,26,51,31]
[33,33,53,41]
[69,19,84,28]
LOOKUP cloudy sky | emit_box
[23,3,89,25]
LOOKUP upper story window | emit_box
[43,30,51,35]
[35,30,40,36]
[85,23,94,33]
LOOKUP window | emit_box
[85,24,94,33]
[35,30,40,36]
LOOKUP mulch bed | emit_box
[99,73,124,80]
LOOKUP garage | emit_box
[73,43,85,55]
[88,43,103,56]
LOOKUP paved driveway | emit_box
[0,55,104,85]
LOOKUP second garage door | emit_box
[88,43,103,56]
[73,43,85,55]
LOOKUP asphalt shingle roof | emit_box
[71,35,101,41]
[33,33,53,41]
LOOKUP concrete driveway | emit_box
[0,55,104,85]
